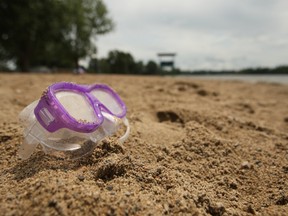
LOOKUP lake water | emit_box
[186,74,288,85]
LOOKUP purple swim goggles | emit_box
[35,82,127,133]
[18,82,130,160]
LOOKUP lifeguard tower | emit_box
[157,53,176,71]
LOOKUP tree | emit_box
[0,0,114,71]
[107,50,136,74]
[54,0,114,69]
[145,60,159,74]
[97,58,111,73]
[87,50,162,74]
[135,61,145,74]
[0,1,63,71]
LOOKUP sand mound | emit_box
[0,74,287,215]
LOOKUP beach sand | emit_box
[0,74,287,215]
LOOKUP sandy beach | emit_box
[0,74,287,215]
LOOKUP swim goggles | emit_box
[19,82,130,160]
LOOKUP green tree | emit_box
[88,50,164,75]
[107,50,136,74]
[145,60,159,74]
[98,58,111,73]
[0,0,114,71]
[135,61,145,74]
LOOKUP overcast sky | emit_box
[96,0,288,70]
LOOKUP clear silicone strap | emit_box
[119,117,130,144]
[19,121,39,159]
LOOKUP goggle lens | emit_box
[55,91,98,123]
[91,88,124,116]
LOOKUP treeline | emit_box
[239,66,288,74]
[88,50,163,74]
[87,51,288,74]
[184,66,288,75]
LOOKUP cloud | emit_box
[96,0,288,70]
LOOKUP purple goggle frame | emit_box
[34,82,127,133]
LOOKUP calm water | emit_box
[187,74,288,85]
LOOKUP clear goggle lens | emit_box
[55,89,124,123]
[90,88,124,116]
[55,90,98,123]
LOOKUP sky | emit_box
[95,0,288,71]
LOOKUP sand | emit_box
[0,74,287,215]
